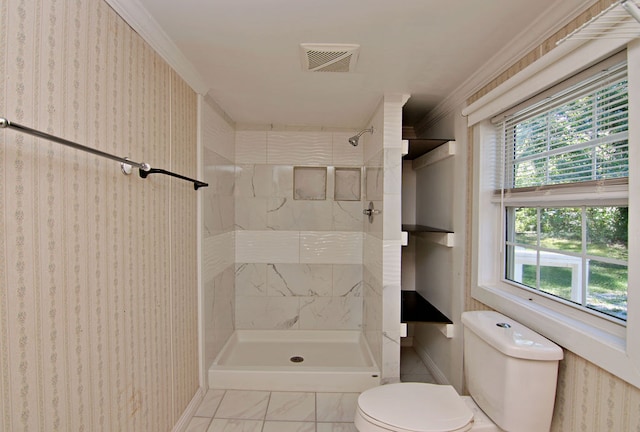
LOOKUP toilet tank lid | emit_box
[462,311,563,361]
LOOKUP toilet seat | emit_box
[356,383,473,432]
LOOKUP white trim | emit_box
[171,387,207,432]
[104,0,209,95]
[413,340,450,385]
[625,37,640,364]
[463,36,634,127]
[494,186,629,206]
[415,0,597,135]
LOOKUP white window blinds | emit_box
[495,59,629,192]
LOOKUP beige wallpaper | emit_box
[467,0,620,105]
[465,0,640,430]
[0,0,199,430]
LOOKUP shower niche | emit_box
[293,165,362,201]
[334,167,361,201]
[293,166,327,200]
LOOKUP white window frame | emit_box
[464,36,640,387]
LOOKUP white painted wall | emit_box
[401,160,417,293]
[408,110,467,392]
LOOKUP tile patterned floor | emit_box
[185,390,359,432]
[186,347,436,432]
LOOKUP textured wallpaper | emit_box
[465,0,640,430]
[0,0,199,430]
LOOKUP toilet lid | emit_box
[358,383,473,432]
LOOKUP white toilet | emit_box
[354,311,564,432]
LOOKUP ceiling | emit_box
[132,0,591,131]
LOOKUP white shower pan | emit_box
[208,330,380,392]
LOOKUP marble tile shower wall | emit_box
[235,130,365,330]
[361,96,405,383]
[201,97,237,369]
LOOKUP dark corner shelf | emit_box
[403,139,451,160]
[402,224,453,234]
[401,290,452,324]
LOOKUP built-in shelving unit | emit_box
[401,140,457,247]
[400,137,457,338]
[401,291,455,338]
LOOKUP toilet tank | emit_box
[461,311,563,432]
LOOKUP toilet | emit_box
[354,311,564,432]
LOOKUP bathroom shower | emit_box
[348,126,374,146]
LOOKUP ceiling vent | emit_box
[300,43,360,72]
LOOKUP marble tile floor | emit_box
[186,347,435,432]
[185,389,360,432]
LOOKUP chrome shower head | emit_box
[348,126,374,146]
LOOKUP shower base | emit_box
[208,330,380,392]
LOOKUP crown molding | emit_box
[414,0,597,136]
[105,0,209,95]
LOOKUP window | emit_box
[464,33,640,386]
[496,57,629,323]
[505,206,628,321]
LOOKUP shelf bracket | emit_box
[412,140,456,170]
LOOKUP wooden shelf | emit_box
[402,224,452,233]
[402,225,454,247]
[402,139,451,160]
[401,291,452,324]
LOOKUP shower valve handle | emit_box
[362,208,380,216]
[363,201,380,223]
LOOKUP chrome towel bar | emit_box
[0,117,208,190]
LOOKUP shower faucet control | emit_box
[363,201,380,223]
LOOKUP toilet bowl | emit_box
[354,382,499,432]
[354,311,563,432]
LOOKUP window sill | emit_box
[472,283,640,388]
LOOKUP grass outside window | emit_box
[506,206,628,321]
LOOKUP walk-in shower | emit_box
[208,330,380,392]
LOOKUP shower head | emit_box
[348,126,374,146]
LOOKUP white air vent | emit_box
[300,43,360,72]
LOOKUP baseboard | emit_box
[413,341,449,385]
[172,386,207,432]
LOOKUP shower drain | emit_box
[290,356,304,363]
